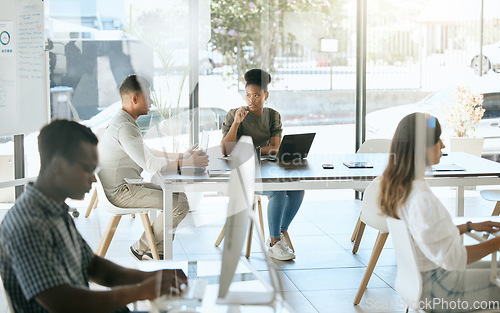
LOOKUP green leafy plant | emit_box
[210,0,347,82]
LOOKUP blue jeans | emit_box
[421,264,500,312]
[262,190,305,238]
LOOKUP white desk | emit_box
[152,150,500,259]
[134,260,293,313]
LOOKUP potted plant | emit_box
[125,10,203,210]
[124,17,190,148]
[441,86,485,157]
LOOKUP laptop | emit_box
[264,133,316,162]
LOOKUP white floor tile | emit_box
[0,187,497,312]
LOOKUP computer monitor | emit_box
[217,136,282,305]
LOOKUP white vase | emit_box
[449,137,484,157]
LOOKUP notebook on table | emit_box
[207,169,231,177]
[343,161,373,169]
[431,163,466,171]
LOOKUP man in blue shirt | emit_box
[0,120,186,312]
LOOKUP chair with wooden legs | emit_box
[215,195,294,258]
[85,127,134,220]
[353,177,389,305]
[94,175,160,260]
[85,187,135,219]
[350,139,391,252]
[85,188,98,218]
[387,217,499,313]
[480,190,500,216]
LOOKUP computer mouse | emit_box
[179,166,205,175]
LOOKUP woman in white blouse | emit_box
[379,112,500,312]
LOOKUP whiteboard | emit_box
[0,0,49,137]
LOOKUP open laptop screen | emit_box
[274,133,316,161]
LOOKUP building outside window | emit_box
[2,0,497,197]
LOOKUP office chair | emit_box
[351,139,391,252]
[84,188,98,218]
[387,217,499,313]
[480,190,500,216]
[94,175,160,260]
[353,178,389,305]
[85,186,136,220]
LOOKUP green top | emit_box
[222,107,283,147]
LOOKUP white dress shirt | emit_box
[98,109,175,200]
[398,179,467,272]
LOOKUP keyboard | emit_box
[160,278,208,304]
[260,155,276,162]
[182,278,208,301]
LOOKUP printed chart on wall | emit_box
[0,21,15,110]
[0,0,48,136]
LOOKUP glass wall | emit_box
[205,0,357,153]
[40,0,500,158]
[0,0,495,204]
[43,0,360,157]
[365,0,500,159]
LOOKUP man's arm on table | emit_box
[152,146,208,168]
[35,255,186,313]
[118,124,177,173]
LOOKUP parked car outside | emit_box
[367,76,500,158]
[470,41,500,75]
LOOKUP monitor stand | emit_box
[216,258,276,306]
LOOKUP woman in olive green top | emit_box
[221,69,304,261]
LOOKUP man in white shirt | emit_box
[98,74,208,260]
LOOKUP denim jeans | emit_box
[262,190,305,238]
[420,263,500,312]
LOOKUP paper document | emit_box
[208,169,231,177]
[431,163,466,171]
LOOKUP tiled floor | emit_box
[0,185,498,313]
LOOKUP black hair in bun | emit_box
[244,69,271,91]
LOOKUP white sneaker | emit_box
[280,233,293,252]
[267,239,295,261]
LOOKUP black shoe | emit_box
[142,251,164,260]
[129,246,143,261]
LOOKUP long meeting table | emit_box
[152,150,500,259]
